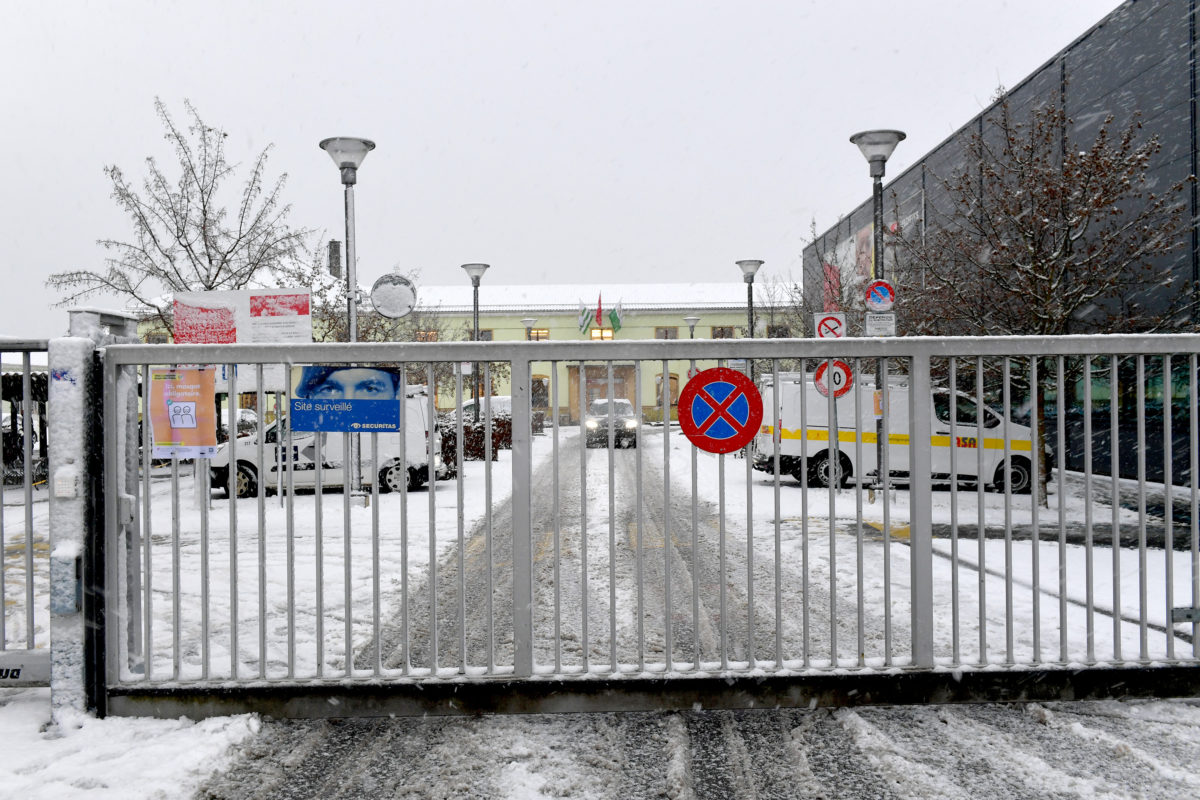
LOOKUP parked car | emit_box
[585,398,639,448]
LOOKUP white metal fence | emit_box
[95,335,1200,715]
[1,339,50,685]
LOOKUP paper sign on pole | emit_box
[174,289,313,344]
[150,366,218,458]
[865,312,897,337]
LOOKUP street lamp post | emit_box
[737,260,763,383]
[683,315,700,339]
[462,263,490,423]
[318,137,376,343]
[521,317,537,341]
[849,129,905,489]
[320,136,375,494]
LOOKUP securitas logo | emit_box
[0,668,21,680]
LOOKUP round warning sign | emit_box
[865,279,896,312]
[813,359,854,398]
[678,367,764,454]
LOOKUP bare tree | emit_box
[47,99,308,335]
[891,88,1195,501]
[893,90,1194,338]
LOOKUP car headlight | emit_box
[586,419,598,430]
[624,419,637,430]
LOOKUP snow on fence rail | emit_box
[92,336,1200,712]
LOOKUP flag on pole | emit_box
[608,300,623,332]
[595,294,603,328]
[578,300,592,333]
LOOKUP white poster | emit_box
[174,289,313,344]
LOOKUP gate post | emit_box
[49,310,139,722]
[907,350,936,668]
[510,352,533,676]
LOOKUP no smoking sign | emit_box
[814,312,846,339]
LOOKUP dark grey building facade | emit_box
[803,0,1198,327]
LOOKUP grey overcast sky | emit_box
[2,0,1122,339]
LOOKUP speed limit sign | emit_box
[814,359,853,398]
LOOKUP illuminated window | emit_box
[654,327,678,340]
[590,328,614,340]
[416,330,439,342]
[711,326,734,339]
[529,328,550,340]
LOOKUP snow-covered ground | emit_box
[2,424,1199,798]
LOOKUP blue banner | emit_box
[289,365,404,432]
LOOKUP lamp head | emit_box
[461,263,490,286]
[683,315,700,328]
[521,317,537,329]
[319,137,376,185]
[736,259,764,284]
[849,130,906,178]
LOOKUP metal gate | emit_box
[93,335,1200,718]
[1,339,50,687]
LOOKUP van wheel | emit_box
[378,462,406,494]
[233,464,258,498]
[993,457,1032,494]
[808,451,851,488]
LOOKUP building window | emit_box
[590,328,614,340]
[655,327,678,340]
[711,326,734,339]
[655,373,680,406]
[144,333,168,344]
[416,330,439,342]
[529,328,550,341]
[766,325,791,339]
[477,329,494,341]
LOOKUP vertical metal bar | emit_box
[1163,354,1175,661]
[800,357,810,668]
[483,363,494,673]
[256,367,266,678]
[453,364,464,670]
[343,428,353,678]
[1137,354,1149,661]
[1111,355,1122,661]
[854,357,865,668]
[747,372,756,669]
[607,361,617,670]
[511,355,534,677]
[427,363,438,673]
[171,455,180,680]
[826,359,837,667]
[285,368,296,677]
[141,364,153,679]
[772,359,783,668]
[102,355,120,695]
[1002,357,1013,664]
[661,358,672,669]
[1057,356,1068,663]
[399,367,410,674]
[881,356,892,665]
[579,362,589,671]
[371,432,380,676]
[908,350,935,668]
[552,362,563,673]
[718,451,727,670]
[976,356,987,663]
[228,364,238,679]
[635,362,645,671]
[1030,356,1041,664]
[200,418,211,681]
[1191,353,1199,658]
[949,358,960,665]
[0,352,6,650]
[1084,356,1096,662]
[314,430,324,678]
[22,354,34,648]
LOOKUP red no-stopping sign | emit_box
[678,368,763,454]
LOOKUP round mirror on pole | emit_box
[370,273,418,319]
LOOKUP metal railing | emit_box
[96,335,1200,711]
[1,339,50,685]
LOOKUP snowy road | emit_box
[196,435,1200,799]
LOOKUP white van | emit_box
[751,372,1039,493]
[211,385,443,498]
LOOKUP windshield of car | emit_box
[588,399,635,416]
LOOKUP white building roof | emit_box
[410,282,780,314]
